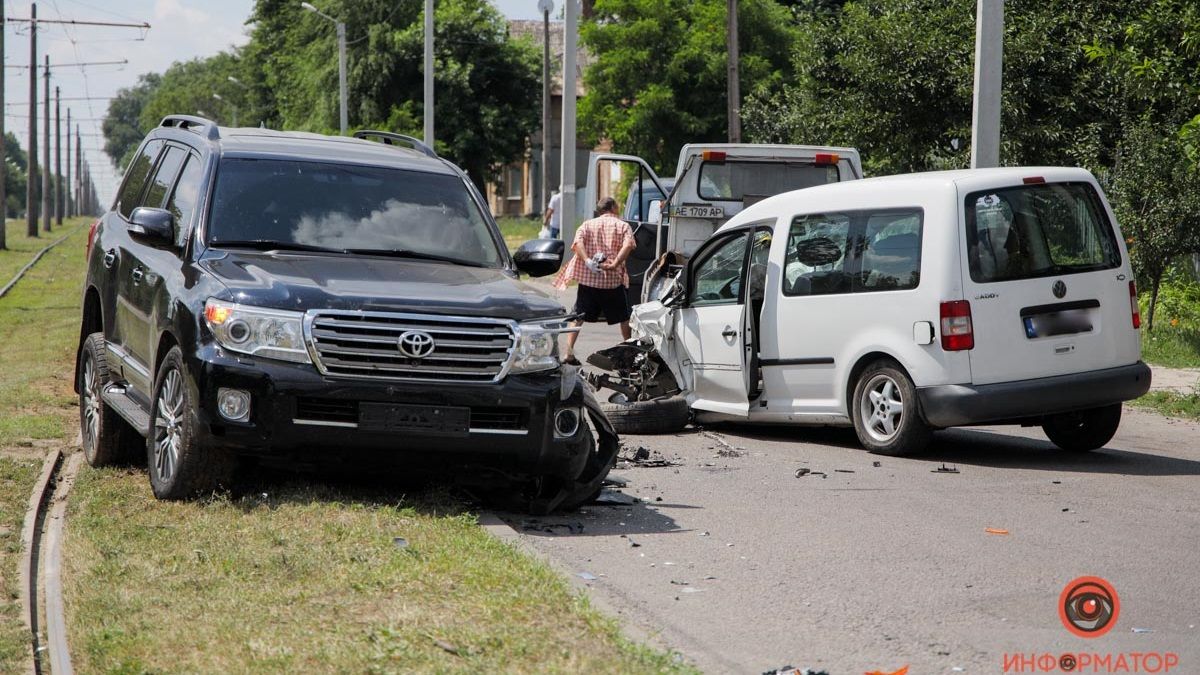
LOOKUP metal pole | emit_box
[423,0,434,146]
[42,54,50,233]
[55,85,61,225]
[75,124,80,215]
[970,0,1003,168]
[0,0,6,249]
[336,21,347,134]
[541,5,551,214]
[65,108,70,217]
[26,2,37,236]
[560,0,578,256]
[726,0,740,143]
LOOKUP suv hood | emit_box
[199,250,564,321]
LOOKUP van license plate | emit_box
[673,205,724,218]
[359,403,470,435]
[1023,309,1093,339]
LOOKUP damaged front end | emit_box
[583,300,691,403]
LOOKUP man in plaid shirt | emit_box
[553,197,636,364]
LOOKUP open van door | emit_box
[584,153,667,306]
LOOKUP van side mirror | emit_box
[128,207,175,245]
[513,238,564,277]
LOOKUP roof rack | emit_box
[160,115,219,140]
[352,130,438,158]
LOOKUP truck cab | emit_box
[585,144,863,303]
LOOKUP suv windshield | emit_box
[207,159,503,267]
[699,161,839,201]
[964,182,1120,283]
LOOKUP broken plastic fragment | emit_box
[577,571,597,581]
[984,528,1010,535]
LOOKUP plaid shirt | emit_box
[553,214,635,290]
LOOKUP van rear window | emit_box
[964,182,1120,283]
[699,161,839,201]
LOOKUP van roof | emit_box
[717,166,1098,233]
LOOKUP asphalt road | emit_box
[504,282,1200,674]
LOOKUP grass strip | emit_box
[1132,389,1200,421]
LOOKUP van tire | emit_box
[1042,404,1121,452]
[851,361,932,456]
[600,393,689,435]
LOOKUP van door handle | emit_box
[131,267,144,284]
[103,250,116,269]
[721,327,738,339]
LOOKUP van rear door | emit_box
[957,178,1139,386]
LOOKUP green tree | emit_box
[138,53,247,132]
[1108,122,1200,330]
[579,0,797,174]
[103,73,162,170]
[4,132,28,219]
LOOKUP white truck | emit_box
[585,143,863,305]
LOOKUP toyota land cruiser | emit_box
[75,116,615,512]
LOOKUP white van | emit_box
[589,167,1152,455]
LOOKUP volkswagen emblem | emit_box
[397,330,436,359]
[1052,280,1067,299]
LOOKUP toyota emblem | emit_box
[1052,280,1067,299]
[398,330,436,358]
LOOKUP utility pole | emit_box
[300,3,346,134]
[726,0,740,143]
[423,0,434,146]
[75,124,80,215]
[970,0,1003,168]
[559,0,578,255]
[55,85,61,225]
[1,0,6,250]
[64,108,70,217]
[26,2,37,237]
[539,0,552,215]
[42,54,50,233]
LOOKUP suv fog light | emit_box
[217,388,251,422]
[554,407,581,438]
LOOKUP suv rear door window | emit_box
[142,146,187,210]
[166,154,203,247]
[699,161,839,201]
[208,159,503,267]
[964,182,1120,283]
[116,139,163,219]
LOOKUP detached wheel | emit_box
[78,332,139,466]
[851,361,932,456]
[600,392,689,435]
[1042,405,1121,452]
[147,347,235,499]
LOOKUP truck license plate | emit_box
[673,204,724,218]
[359,403,470,435]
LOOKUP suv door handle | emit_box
[721,326,738,339]
[103,250,116,269]
[131,267,144,283]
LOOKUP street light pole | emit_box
[970,0,1003,168]
[423,0,433,146]
[560,0,578,254]
[301,2,347,134]
[539,0,553,215]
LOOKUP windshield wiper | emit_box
[342,248,488,268]
[213,240,348,255]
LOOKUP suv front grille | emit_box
[306,311,515,383]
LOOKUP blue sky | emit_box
[1,0,546,201]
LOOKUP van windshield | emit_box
[964,182,1120,283]
[207,159,503,268]
[698,161,840,201]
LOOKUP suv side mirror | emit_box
[513,238,564,277]
[128,207,175,245]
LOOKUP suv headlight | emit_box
[510,319,574,374]
[204,299,311,364]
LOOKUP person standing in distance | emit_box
[553,197,636,365]
[543,189,563,239]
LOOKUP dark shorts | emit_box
[574,284,632,324]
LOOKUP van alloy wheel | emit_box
[859,373,906,443]
[152,368,184,483]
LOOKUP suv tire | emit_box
[147,347,235,499]
[1042,404,1121,452]
[600,393,689,435]
[78,332,139,466]
[851,361,932,456]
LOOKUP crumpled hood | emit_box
[199,249,565,321]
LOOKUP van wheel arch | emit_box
[845,352,920,418]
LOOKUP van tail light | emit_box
[940,300,974,351]
[814,153,839,165]
[1129,280,1141,329]
[86,219,101,260]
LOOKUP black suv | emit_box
[76,115,615,512]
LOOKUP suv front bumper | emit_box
[186,346,595,481]
[916,361,1152,428]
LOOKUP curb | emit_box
[0,224,85,300]
[44,451,82,675]
[18,449,62,675]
